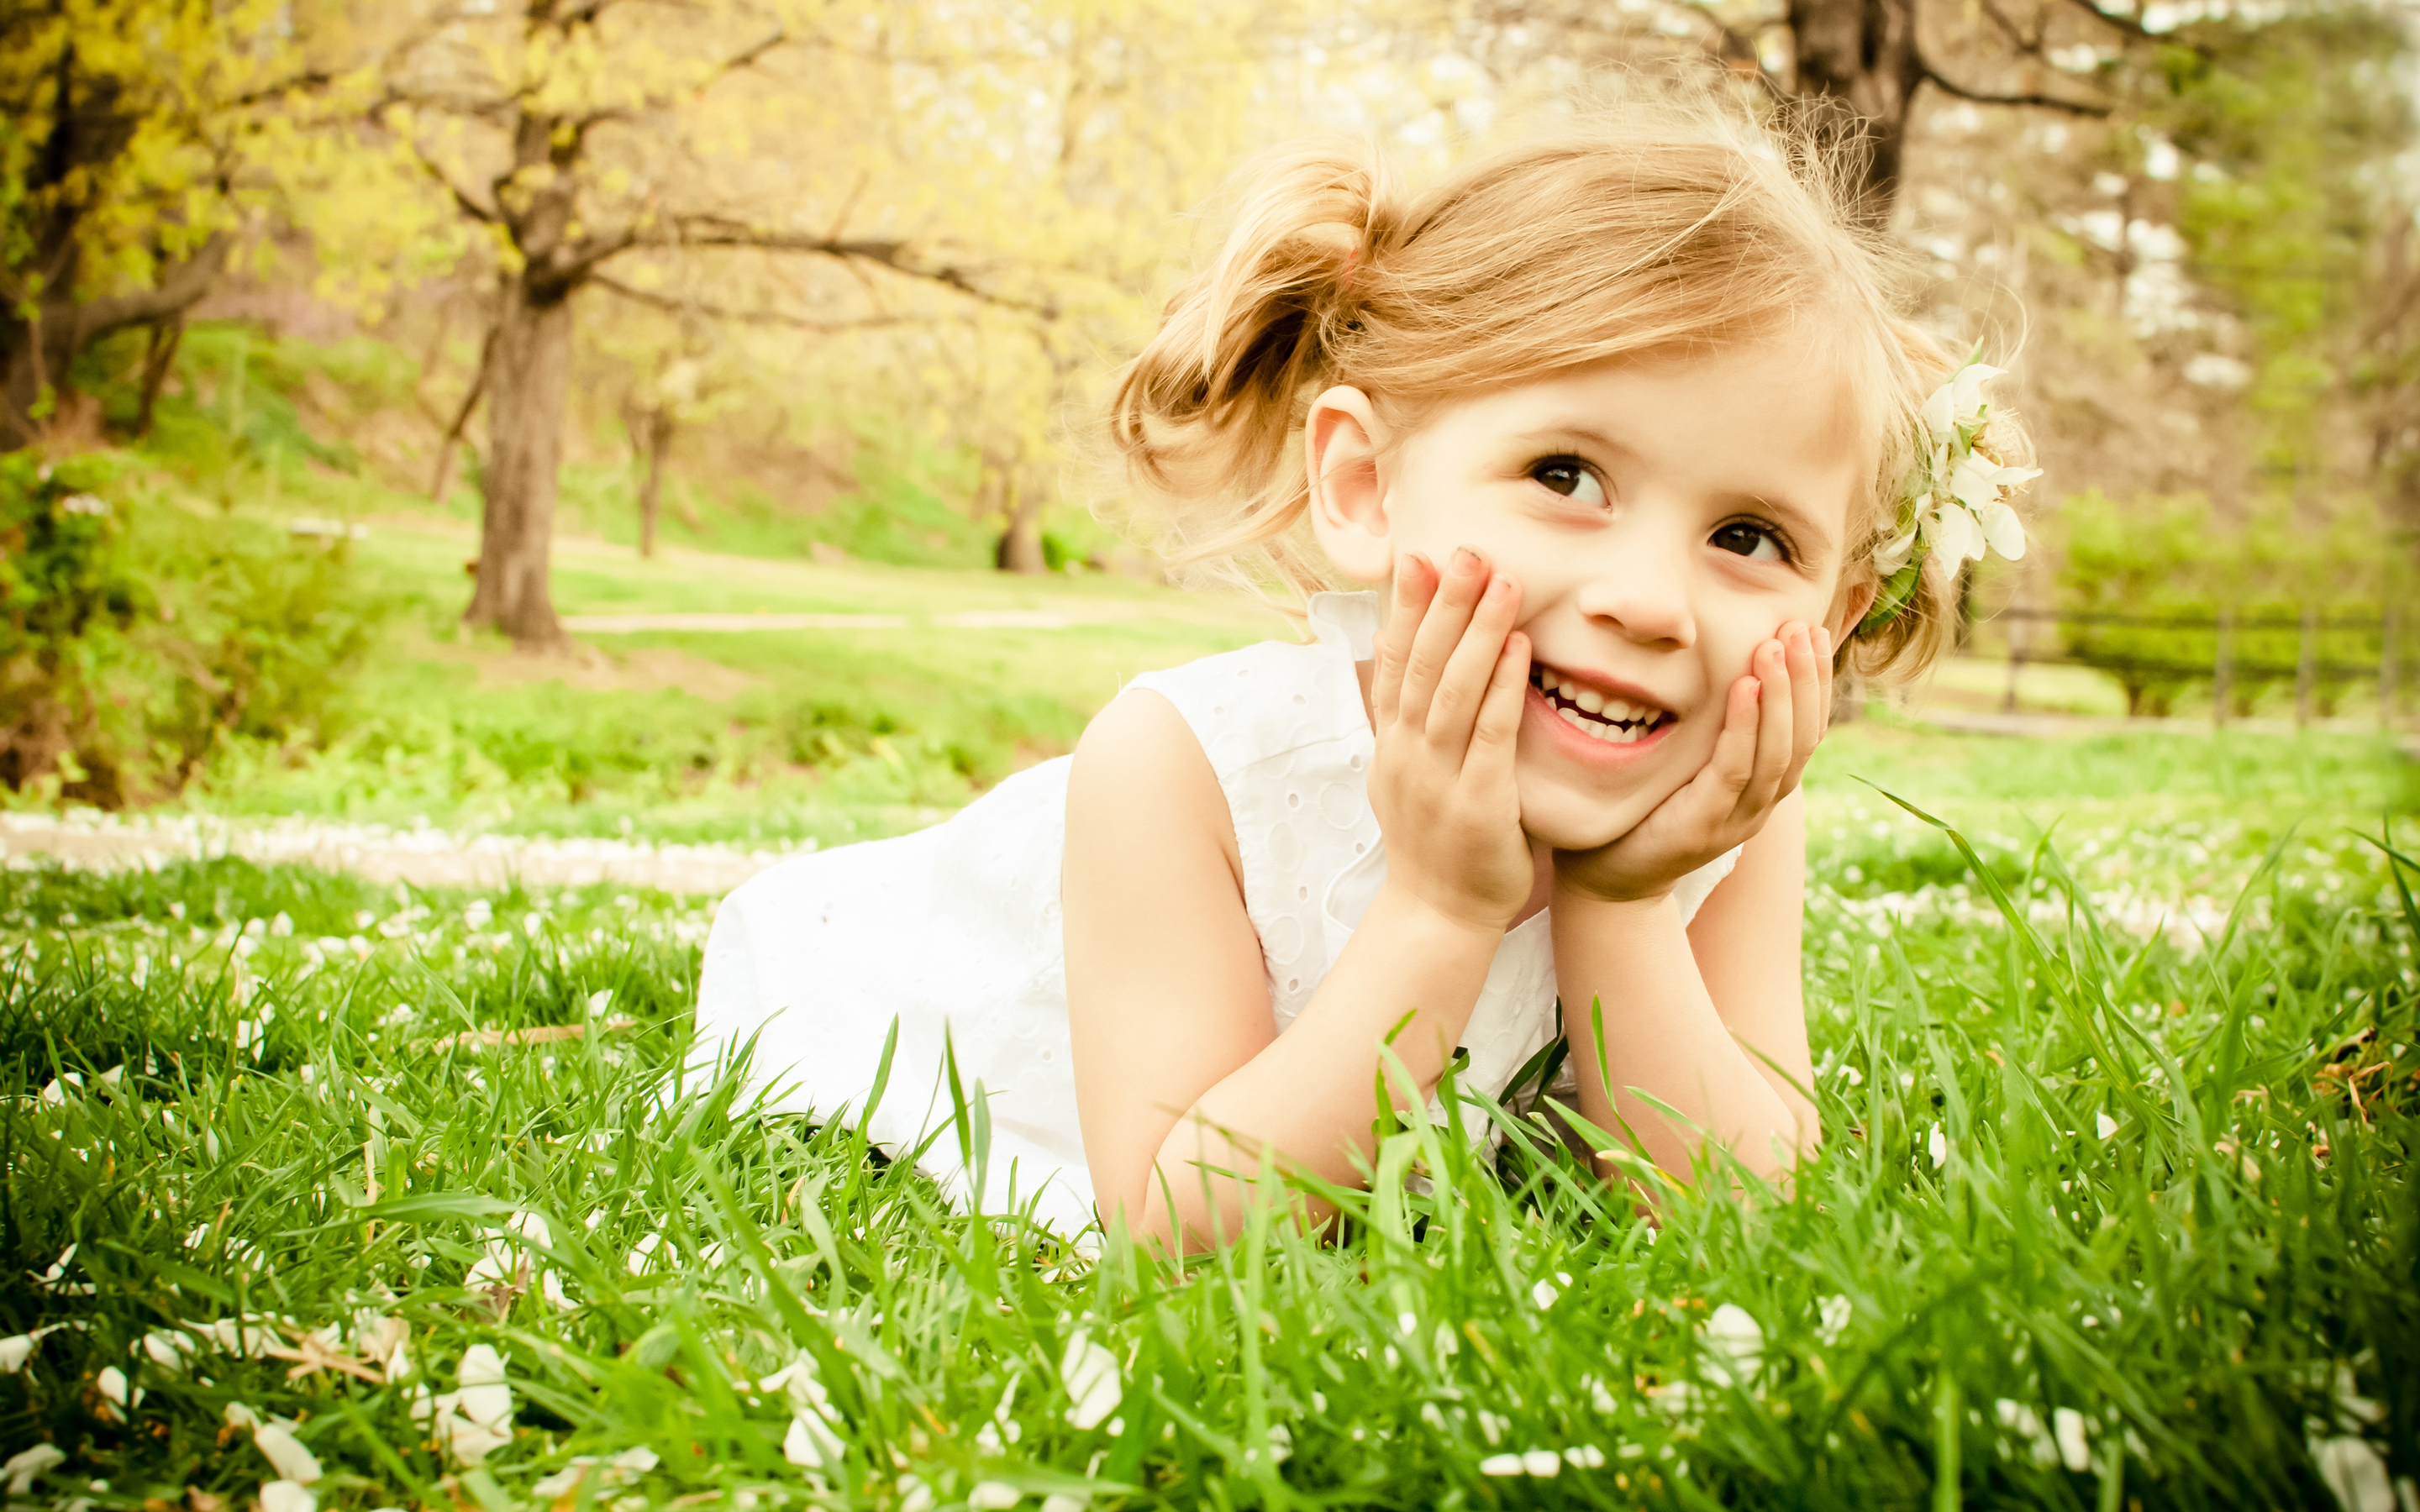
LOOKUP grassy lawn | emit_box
[7,704,2417,1509]
[162,527,1276,848]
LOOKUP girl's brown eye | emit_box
[1529,458,1605,507]
[1712,522,1787,562]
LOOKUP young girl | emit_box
[692,103,2033,1252]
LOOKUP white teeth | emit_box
[1535,664,1666,738]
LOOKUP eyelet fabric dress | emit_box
[691,591,1741,1235]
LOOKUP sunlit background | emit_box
[3,0,2414,855]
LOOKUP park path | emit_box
[0,811,803,895]
[560,609,1116,633]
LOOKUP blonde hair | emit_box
[1104,98,2028,685]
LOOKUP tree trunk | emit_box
[133,318,182,440]
[1786,0,1928,222]
[994,472,1046,573]
[462,276,572,648]
[636,407,674,559]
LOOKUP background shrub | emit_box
[0,455,389,807]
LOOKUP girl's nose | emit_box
[1571,538,1696,648]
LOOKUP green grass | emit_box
[127,523,1276,847]
[4,758,2415,1511]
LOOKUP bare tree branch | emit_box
[398,133,500,223]
[70,231,234,339]
[1975,0,2047,56]
[664,216,1060,316]
[1920,55,2112,115]
[591,270,951,330]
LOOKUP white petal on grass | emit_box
[529,1466,588,1499]
[2052,1407,2091,1473]
[2310,1436,2396,1512]
[967,1479,1023,1509]
[141,1330,195,1370]
[1478,1453,1525,1477]
[1531,1278,1560,1310]
[4,1442,66,1494]
[1060,1331,1121,1431]
[428,1345,515,1466]
[253,1424,322,1483]
[783,1413,844,1467]
[1702,1305,1765,1387]
[226,1403,263,1431]
[626,1233,662,1275]
[1564,1445,1607,1468]
[259,1481,315,1512]
[96,1367,142,1412]
[897,1479,938,1512]
[1928,1125,1949,1168]
[1817,1294,1853,1347]
[1994,1399,2059,1467]
[2096,1113,2120,1141]
[1521,1450,1561,1477]
[1039,1495,1086,1512]
[0,1326,65,1373]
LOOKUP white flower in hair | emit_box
[1862,358,2040,633]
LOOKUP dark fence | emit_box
[1963,606,2409,725]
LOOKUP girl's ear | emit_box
[1827,575,1879,645]
[1304,385,1392,583]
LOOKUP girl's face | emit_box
[1309,339,1875,850]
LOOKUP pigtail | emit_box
[1106,141,1397,604]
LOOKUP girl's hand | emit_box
[1368,548,1535,935]
[1553,622,1832,904]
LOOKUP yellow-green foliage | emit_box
[0,453,388,807]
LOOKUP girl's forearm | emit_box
[1138,880,1501,1250]
[1552,892,1810,1187]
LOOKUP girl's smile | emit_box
[1523,661,1676,756]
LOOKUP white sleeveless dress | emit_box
[691,592,1740,1234]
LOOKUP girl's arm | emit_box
[1065,551,1534,1252]
[1551,792,1818,1186]
[1550,624,1830,1186]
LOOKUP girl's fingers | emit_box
[1373,553,1436,728]
[1781,623,1824,791]
[1397,547,1491,732]
[1742,638,1795,816]
[1426,572,1522,753]
[1465,631,1529,776]
[1812,625,1836,739]
[1699,673,1762,811]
